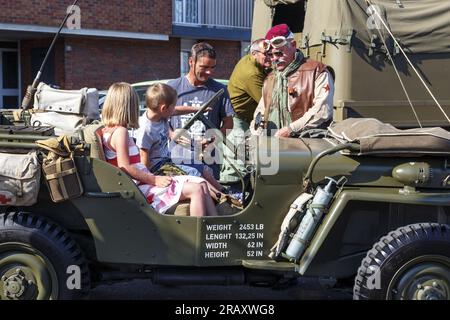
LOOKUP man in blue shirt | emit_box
[168,42,235,179]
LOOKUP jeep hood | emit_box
[252,136,437,188]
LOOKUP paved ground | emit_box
[90,277,353,300]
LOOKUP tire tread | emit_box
[353,222,450,300]
[0,211,90,299]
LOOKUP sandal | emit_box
[219,193,243,209]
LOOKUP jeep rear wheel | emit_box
[354,223,450,300]
[0,212,90,300]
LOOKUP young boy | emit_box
[135,83,224,193]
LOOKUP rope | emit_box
[372,18,422,127]
[366,0,450,125]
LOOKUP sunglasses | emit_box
[263,35,293,50]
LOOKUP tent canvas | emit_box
[302,0,450,54]
[251,0,274,41]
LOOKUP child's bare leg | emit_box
[202,180,222,201]
[199,181,218,216]
[200,168,228,202]
[180,182,206,217]
[202,167,223,191]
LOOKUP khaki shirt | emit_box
[227,54,268,125]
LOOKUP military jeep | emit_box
[0,108,449,301]
[1,0,450,301]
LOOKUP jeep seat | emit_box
[166,201,190,216]
[81,123,106,161]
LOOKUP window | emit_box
[180,39,196,76]
[272,1,306,34]
[0,46,20,109]
[173,0,253,28]
[174,0,200,24]
[2,51,18,89]
[31,48,55,85]
[180,51,190,76]
[3,96,18,109]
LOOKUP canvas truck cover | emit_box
[252,0,305,40]
[252,0,273,40]
[302,0,450,54]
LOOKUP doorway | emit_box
[0,42,20,109]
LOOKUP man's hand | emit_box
[200,137,215,151]
[175,135,191,147]
[154,176,172,188]
[170,129,191,147]
[274,126,292,138]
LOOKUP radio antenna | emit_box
[21,0,79,110]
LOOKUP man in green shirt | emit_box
[220,39,271,184]
[228,39,271,126]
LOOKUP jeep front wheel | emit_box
[353,223,450,300]
[0,212,90,300]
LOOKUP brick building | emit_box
[0,0,253,108]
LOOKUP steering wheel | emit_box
[171,88,224,143]
[185,89,223,128]
[171,88,238,153]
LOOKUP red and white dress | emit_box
[101,127,204,214]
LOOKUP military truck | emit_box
[0,0,449,300]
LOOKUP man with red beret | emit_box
[251,23,334,137]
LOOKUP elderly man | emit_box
[220,39,271,183]
[252,24,334,137]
